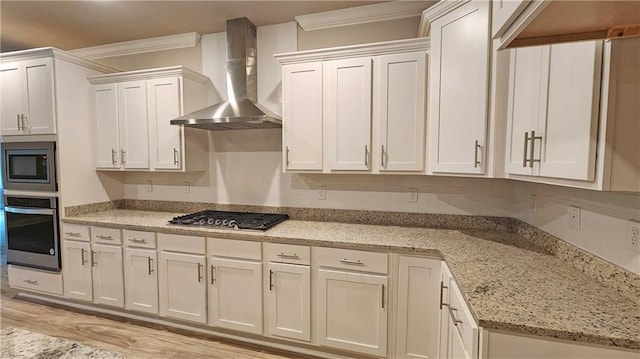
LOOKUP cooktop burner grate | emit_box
[169,210,288,231]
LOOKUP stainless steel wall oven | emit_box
[2,141,57,192]
[4,195,60,271]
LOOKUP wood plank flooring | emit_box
[0,245,321,358]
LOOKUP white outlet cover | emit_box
[569,206,581,231]
[626,219,640,253]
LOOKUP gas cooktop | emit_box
[168,210,288,231]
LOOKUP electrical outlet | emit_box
[146,180,153,193]
[529,194,538,214]
[626,220,640,253]
[318,186,327,200]
[569,206,581,231]
[183,182,190,194]
[408,188,418,203]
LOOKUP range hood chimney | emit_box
[171,17,281,130]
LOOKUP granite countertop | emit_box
[62,209,640,351]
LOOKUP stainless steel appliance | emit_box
[169,210,288,230]
[4,195,60,271]
[2,141,57,192]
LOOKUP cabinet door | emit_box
[449,317,471,359]
[124,248,158,314]
[208,257,263,335]
[317,268,387,357]
[325,58,372,171]
[396,257,441,359]
[538,41,602,181]
[0,62,24,135]
[95,84,121,168]
[266,262,311,342]
[375,52,426,172]
[282,62,323,171]
[492,0,531,38]
[92,243,124,307]
[117,81,149,169]
[158,251,206,323]
[505,45,549,176]
[148,77,182,170]
[428,0,490,174]
[22,58,55,135]
[62,240,93,301]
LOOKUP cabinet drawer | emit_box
[91,226,121,245]
[264,243,310,265]
[61,223,90,242]
[8,265,63,295]
[208,237,261,260]
[449,277,479,356]
[315,247,388,274]
[123,230,156,248]
[158,233,205,254]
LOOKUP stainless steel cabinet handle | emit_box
[148,257,153,275]
[381,284,385,309]
[91,250,97,266]
[285,146,290,166]
[269,269,274,291]
[127,238,146,244]
[211,265,216,285]
[96,235,113,240]
[364,145,369,166]
[340,258,364,266]
[474,140,481,168]
[65,232,81,237]
[529,130,542,168]
[23,279,38,285]
[173,148,179,165]
[121,149,126,164]
[21,115,29,130]
[81,248,87,266]
[111,149,117,165]
[448,306,463,326]
[439,281,448,310]
[197,263,203,283]
[523,131,529,167]
[17,114,21,130]
[277,253,299,260]
[381,145,386,167]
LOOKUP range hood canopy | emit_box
[171,17,281,130]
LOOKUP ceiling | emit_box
[0,1,383,52]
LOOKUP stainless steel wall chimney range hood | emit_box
[171,18,281,130]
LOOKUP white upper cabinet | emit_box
[282,62,324,172]
[506,40,603,181]
[89,66,209,172]
[0,58,56,136]
[427,0,490,175]
[276,38,429,175]
[374,52,427,172]
[324,58,372,171]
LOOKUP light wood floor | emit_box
[0,237,321,358]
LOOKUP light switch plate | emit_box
[318,186,327,200]
[408,188,418,203]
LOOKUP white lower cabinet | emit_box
[61,225,124,307]
[315,247,388,357]
[264,243,311,342]
[158,233,206,324]
[208,238,263,335]
[395,256,442,359]
[123,230,158,314]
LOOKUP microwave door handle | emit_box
[4,206,55,215]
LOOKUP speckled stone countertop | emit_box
[62,209,640,351]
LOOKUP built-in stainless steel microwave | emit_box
[2,141,57,192]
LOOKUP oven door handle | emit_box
[4,206,55,215]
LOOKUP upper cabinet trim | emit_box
[296,2,435,31]
[275,38,429,65]
[69,32,201,60]
[87,66,210,85]
[418,0,471,37]
[0,47,118,73]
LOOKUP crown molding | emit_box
[87,66,210,85]
[69,32,201,60]
[0,47,118,73]
[418,0,470,37]
[296,1,436,31]
[275,38,429,65]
